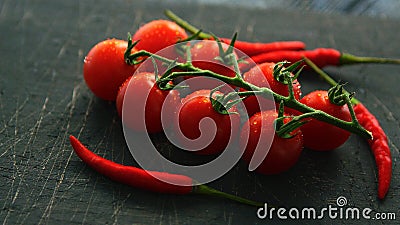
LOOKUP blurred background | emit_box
[162,0,400,19]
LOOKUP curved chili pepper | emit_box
[69,135,262,206]
[241,48,400,71]
[219,38,306,56]
[353,103,392,199]
[69,135,193,194]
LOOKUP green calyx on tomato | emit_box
[327,82,354,106]
[211,33,238,67]
[274,101,308,139]
[240,110,304,175]
[174,89,240,155]
[83,39,139,101]
[124,33,141,65]
[209,86,244,115]
[272,60,303,85]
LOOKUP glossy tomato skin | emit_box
[239,110,304,175]
[132,20,188,76]
[174,90,240,155]
[132,20,187,54]
[242,62,302,116]
[83,39,138,101]
[116,77,130,118]
[118,72,180,133]
[184,41,237,91]
[300,90,351,151]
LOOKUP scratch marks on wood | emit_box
[111,193,131,225]
[2,95,49,225]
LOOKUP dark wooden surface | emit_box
[1,0,399,224]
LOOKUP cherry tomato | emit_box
[239,110,304,175]
[173,90,240,155]
[117,72,180,133]
[132,20,188,77]
[116,77,130,118]
[181,89,223,101]
[83,39,139,101]
[242,62,302,116]
[184,40,238,91]
[132,20,188,55]
[299,90,351,151]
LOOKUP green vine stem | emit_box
[303,57,360,105]
[194,184,263,207]
[164,9,212,39]
[126,46,372,140]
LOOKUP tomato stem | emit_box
[304,57,360,105]
[164,10,212,39]
[342,92,372,137]
[124,33,140,64]
[275,112,315,139]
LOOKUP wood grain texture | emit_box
[0,0,399,224]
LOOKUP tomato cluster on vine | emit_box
[83,19,354,176]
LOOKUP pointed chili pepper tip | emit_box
[69,135,77,144]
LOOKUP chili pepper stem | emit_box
[194,184,263,207]
[340,53,400,65]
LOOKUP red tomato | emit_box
[83,39,139,101]
[116,77,130,118]
[242,62,302,116]
[184,40,238,91]
[173,90,240,155]
[132,20,187,55]
[240,110,304,175]
[299,90,351,151]
[117,72,180,133]
[132,20,188,77]
[181,89,220,101]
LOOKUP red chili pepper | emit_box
[164,10,306,56]
[69,135,193,194]
[69,135,262,206]
[241,48,400,71]
[220,38,306,56]
[353,103,392,199]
